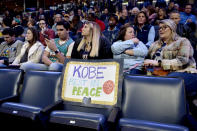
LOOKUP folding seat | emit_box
[119,75,189,131]
[48,96,120,130]
[0,69,22,101]
[0,70,62,130]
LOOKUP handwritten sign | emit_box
[61,61,120,105]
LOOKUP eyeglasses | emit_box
[39,23,45,25]
[56,29,64,31]
[159,25,169,31]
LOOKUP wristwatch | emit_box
[54,49,60,54]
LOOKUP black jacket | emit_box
[71,36,113,59]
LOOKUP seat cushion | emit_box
[119,118,189,131]
[0,102,42,120]
[50,111,106,130]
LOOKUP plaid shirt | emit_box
[147,37,197,73]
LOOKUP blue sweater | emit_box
[111,39,148,71]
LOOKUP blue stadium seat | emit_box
[0,69,22,102]
[0,70,62,129]
[119,75,189,131]
[48,101,119,130]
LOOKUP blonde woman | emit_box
[71,21,112,59]
[144,19,197,95]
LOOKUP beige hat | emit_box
[159,19,179,40]
[159,19,177,32]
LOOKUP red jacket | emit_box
[95,19,105,32]
[39,29,55,46]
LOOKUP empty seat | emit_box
[49,101,118,130]
[119,75,189,131]
[0,69,22,101]
[0,70,62,129]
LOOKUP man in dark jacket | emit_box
[170,10,197,63]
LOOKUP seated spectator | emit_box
[13,25,25,42]
[2,17,12,29]
[111,23,148,74]
[170,10,197,63]
[180,4,196,26]
[129,7,140,24]
[103,14,119,44]
[144,19,197,95]
[39,19,55,46]
[100,8,110,27]
[69,15,83,41]
[41,21,74,71]
[87,13,105,32]
[0,28,23,67]
[119,9,130,26]
[134,11,155,48]
[27,19,36,28]
[147,5,157,25]
[12,27,44,71]
[71,21,112,59]
[174,3,179,11]
[63,14,70,23]
[166,1,175,16]
[11,17,21,28]
[155,8,167,25]
[52,14,62,33]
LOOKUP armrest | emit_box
[0,95,19,104]
[107,107,120,123]
[41,100,63,114]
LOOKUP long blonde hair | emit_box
[77,21,101,57]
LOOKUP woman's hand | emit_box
[131,38,139,44]
[124,49,134,56]
[45,39,57,52]
[144,59,159,66]
[0,60,4,64]
[10,64,20,66]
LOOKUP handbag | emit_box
[152,67,169,76]
[144,66,169,76]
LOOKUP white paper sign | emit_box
[62,61,120,105]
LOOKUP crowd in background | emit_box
[0,0,197,114]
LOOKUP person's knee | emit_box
[20,63,30,72]
[49,63,63,71]
[167,72,181,77]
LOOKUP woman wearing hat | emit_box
[144,19,197,96]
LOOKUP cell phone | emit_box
[43,34,49,39]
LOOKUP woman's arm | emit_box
[29,45,44,63]
[42,50,52,66]
[66,42,75,58]
[12,43,27,65]
[146,26,155,48]
[125,41,148,57]
[111,40,135,55]
[161,38,192,71]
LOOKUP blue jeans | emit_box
[167,72,197,95]
[20,62,63,72]
[129,69,145,75]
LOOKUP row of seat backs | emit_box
[0,69,112,115]
[119,75,188,131]
[0,69,22,99]
[0,69,62,109]
[0,69,188,130]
